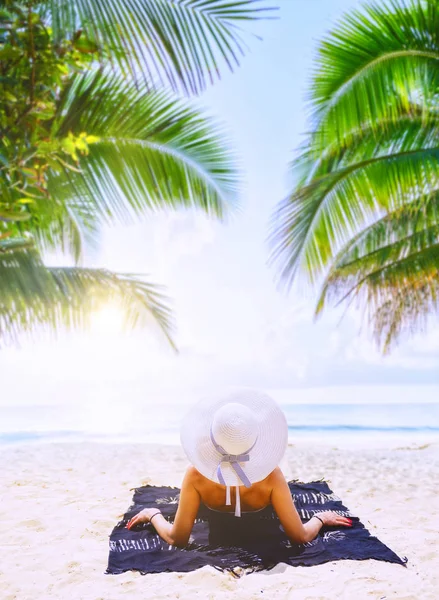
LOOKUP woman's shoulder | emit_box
[260,467,284,489]
[184,465,208,485]
[184,464,284,490]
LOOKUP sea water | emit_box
[1,398,438,447]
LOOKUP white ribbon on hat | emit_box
[210,428,256,517]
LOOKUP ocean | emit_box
[1,399,438,447]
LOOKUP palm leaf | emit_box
[41,0,275,94]
[45,70,239,232]
[272,141,439,286]
[310,0,439,143]
[324,243,439,353]
[0,248,175,348]
[295,109,439,183]
[19,197,100,265]
[371,276,439,352]
[315,194,439,351]
[271,0,439,351]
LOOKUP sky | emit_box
[1,0,439,408]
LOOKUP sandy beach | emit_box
[0,441,438,600]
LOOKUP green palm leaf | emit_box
[371,275,439,352]
[0,247,175,348]
[314,193,439,352]
[1,0,258,349]
[271,0,439,351]
[296,110,439,183]
[310,0,439,143]
[40,0,274,94]
[272,144,439,285]
[46,70,239,229]
[317,192,439,304]
[20,197,100,265]
[321,240,439,353]
[15,69,240,261]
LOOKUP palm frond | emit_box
[0,248,175,348]
[315,194,439,351]
[21,198,99,264]
[42,0,275,94]
[272,142,439,285]
[310,0,439,142]
[323,243,439,353]
[271,0,439,352]
[371,275,439,352]
[47,70,239,228]
[296,110,439,183]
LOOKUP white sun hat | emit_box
[180,390,288,516]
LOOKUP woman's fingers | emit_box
[315,511,354,528]
[330,512,351,524]
[126,515,139,529]
[126,509,157,529]
[337,517,353,527]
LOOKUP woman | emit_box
[127,391,352,546]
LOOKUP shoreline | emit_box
[1,441,438,599]
[1,432,439,451]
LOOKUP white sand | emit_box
[0,441,438,600]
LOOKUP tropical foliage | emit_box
[0,0,269,346]
[272,0,439,352]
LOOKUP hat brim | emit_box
[180,390,288,486]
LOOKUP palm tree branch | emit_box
[42,0,275,94]
[47,70,239,226]
[312,0,439,106]
[309,1,439,140]
[321,49,439,114]
[272,145,439,284]
[104,135,229,203]
[0,248,176,348]
[298,110,439,182]
[323,191,439,273]
[324,242,439,309]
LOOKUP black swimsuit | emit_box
[204,503,285,547]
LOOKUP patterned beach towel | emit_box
[107,480,406,575]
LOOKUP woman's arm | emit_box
[127,467,201,547]
[270,468,352,544]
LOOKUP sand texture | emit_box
[1,441,438,600]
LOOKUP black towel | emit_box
[107,480,406,575]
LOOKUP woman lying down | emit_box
[127,390,352,546]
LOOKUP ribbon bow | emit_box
[210,429,254,517]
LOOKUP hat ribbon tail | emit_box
[215,456,252,517]
[211,429,255,517]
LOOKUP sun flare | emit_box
[91,305,125,336]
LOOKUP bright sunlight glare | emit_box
[90,305,126,336]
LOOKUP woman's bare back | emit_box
[189,465,275,512]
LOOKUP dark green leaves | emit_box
[271,0,439,352]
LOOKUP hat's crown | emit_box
[211,402,258,455]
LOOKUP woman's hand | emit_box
[126,508,161,530]
[314,511,352,527]
[124,468,201,546]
